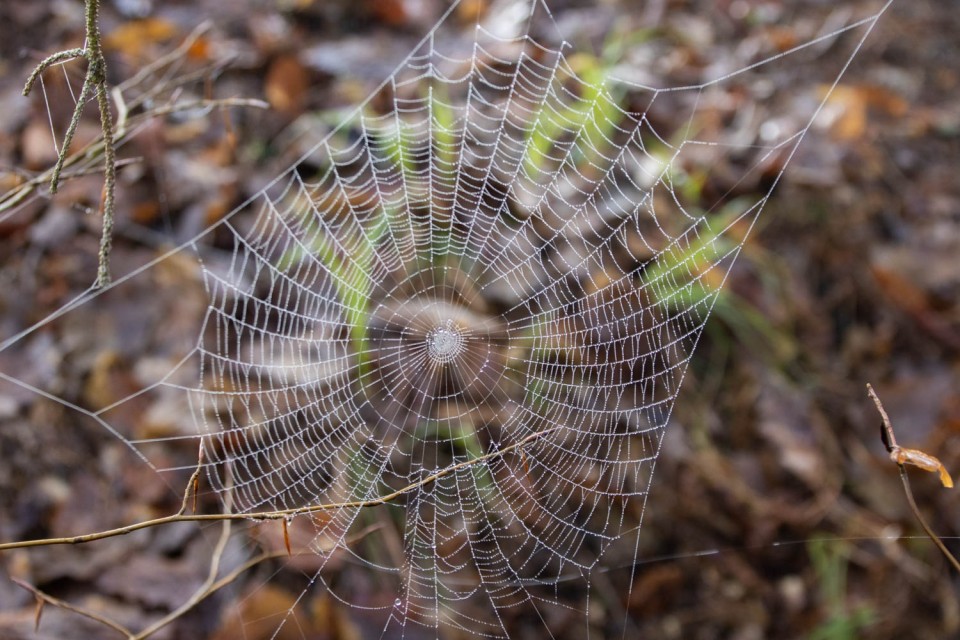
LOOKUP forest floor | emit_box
[0,0,959,638]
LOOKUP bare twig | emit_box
[94,56,116,288]
[132,461,234,639]
[0,97,265,216]
[5,16,266,221]
[867,383,960,574]
[0,412,555,636]
[117,22,213,97]
[184,441,205,516]
[191,444,203,514]
[22,0,117,287]
[144,97,270,119]
[15,549,316,640]
[0,427,558,552]
[129,524,384,639]
[868,384,953,488]
[23,49,86,95]
[14,502,383,640]
[13,547,315,640]
[13,578,134,639]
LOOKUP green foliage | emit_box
[642,195,798,367]
[279,208,388,349]
[806,537,876,640]
[523,51,626,178]
[415,420,495,496]
[428,85,458,258]
[641,198,744,313]
[520,26,659,179]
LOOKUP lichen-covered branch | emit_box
[22,0,116,287]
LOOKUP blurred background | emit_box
[0,0,958,638]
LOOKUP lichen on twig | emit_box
[22,0,116,288]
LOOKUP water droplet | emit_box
[394,598,403,607]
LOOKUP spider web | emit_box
[0,0,892,638]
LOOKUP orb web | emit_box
[182,1,891,634]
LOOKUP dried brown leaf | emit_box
[104,18,179,60]
[265,55,309,115]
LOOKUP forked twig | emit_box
[0,98,266,216]
[7,449,379,640]
[130,459,234,640]
[15,12,269,286]
[13,577,134,638]
[23,0,116,288]
[866,383,960,574]
[13,547,323,640]
[0,427,558,552]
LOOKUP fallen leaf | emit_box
[84,351,139,411]
[860,84,909,117]
[368,0,409,27]
[627,564,684,613]
[95,554,204,609]
[129,200,160,225]
[213,584,315,640]
[20,119,59,171]
[104,18,179,60]
[871,266,960,351]
[186,34,212,61]
[821,84,910,140]
[766,26,798,52]
[821,84,868,140]
[265,55,310,115]
[890,446,953,488]
[457,0,488,23]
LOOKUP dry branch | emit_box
[867,383,960,574]
[22,0,116,287]
[0,427,557,551]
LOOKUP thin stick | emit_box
[13,578,134,639]
[7,19,265,218]
[866,383,960,574]
[897,466,960,574]
[184,441,204,515]
[22,0,116,287]
[23,49,86,95]
[0,96,266,216]
[0,426,559,552]
[16,517,382,639]
[145,97,270,118]
[866,383,895,448]
[133,463,234,639]
[94,66,116,287]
